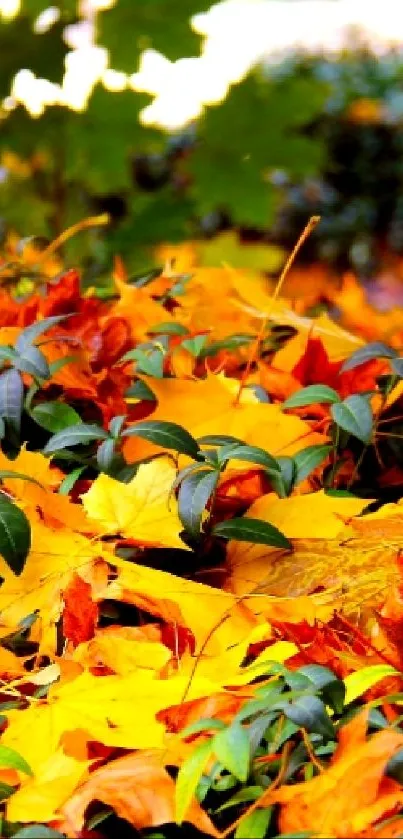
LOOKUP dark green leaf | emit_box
[213,517,291,549]
[213,721,250,782]
[43,423,108,454]
[341,341,397,372]
[123,420,200,459]
[391,357,403,377]
[125,380,156,401]
[218,443,280,474]
[109,415,126,438]
[0,369,24,434]
[386,748,403,783]
[16,314,69,352]
[284,696,335,740]
[293,445,332,486]
[15,345,49,379]
[0,781,14,801]
[0,743,32,775]
[178,469,219,537]
[31,401,80,433]
[216,786,264,813]
[13,828,65,839]
[123,348,164,378]
[331,394,373,443]
[270,456,295,498]
[96,438,116,474]
[0,495,30,575]
[200,334,254,358]
[0,470,43,488]
[197,435,245,447]
[283,385,340,409]
[58,466,85,496]
[128,267,163,288]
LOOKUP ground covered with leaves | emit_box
[2,231,403,838]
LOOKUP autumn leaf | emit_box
[61,750,218,837]
[263,709,403,838]
[81,457,189,550]
[123,372,324,464]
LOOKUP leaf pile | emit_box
[0,248,403,838]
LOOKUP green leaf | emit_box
[0,495,30,575]
[0,346,17,364]
[148,322,189,336]
[213,517,291,549]
[15,345,50,379]
[386,749,403,784]
[125,380,156,401]
[344,664,398,706]
[13,827,65,839]
[283,385,340,409]
[200,335,254,359]
[16,315,69,353]
[123,347,165,378]
[218,444,280,474]
[175,739,213,825]
[331,394,373,443]
[213,721,250,783]
[0,369,24,434]
[180,719,226,739]
[0,743,32,776]
[58,466,85,496]
[197,435,245,447]
[341,341,397,372]
[31,401,80,433]
[283,696,335,740]
[123,420,200,460]
[0,781,14,801]
[178,469,219,537]
[0,470,43,488]
[391,357,403,377]
[234,808,272,839]
[43,423,108,454]
[270,456,295,498]
[109,415,126,438]
[293,445,332,486]
[96,438,116,474]
[181,335,208,357]
[98,0,212,73]
[0,14,70,100]
[216,786,264,813]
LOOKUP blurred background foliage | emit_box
[2,0,403,287]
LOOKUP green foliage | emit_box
[0,494,31,575]
[97,0,212,72]
[189,73,327,227]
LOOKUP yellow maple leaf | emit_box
[6,750,89,824]
[108,555,257,656]
[226,492,401,620]
[0,518,106,654]
[124,373,324,463]
[81,457,188,550]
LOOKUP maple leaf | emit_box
[62,574,98,648]
[61,749,218,837]
[81,456,189,550]
[263,709,403,838]
[6,750,89,825]
[225,492,403,620]
[123,372,324,463]
[0,519,107,654]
